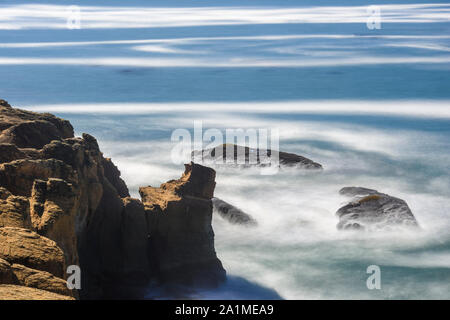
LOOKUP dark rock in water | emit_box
[336,187,419,231]
[192,144,322,169]
[339,187,379,197]
[212,197,257,226]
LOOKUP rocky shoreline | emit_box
[0,100,224,299]
[0,99,419,299]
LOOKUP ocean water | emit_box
[0,0,449,299]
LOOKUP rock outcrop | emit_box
[336,187,419,230]
[0,100,225,299]
[0,284,74,300]
[140,162,226,288]
[0,258,16,284]
[212,197,257,226]
[10,264,73,297]
[192,144,322,169]
[0,187,31,228]
[0,227,65,277]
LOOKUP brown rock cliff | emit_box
[0,100,225,299]
[140,163,225,288]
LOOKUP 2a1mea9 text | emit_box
[175,304,274,317]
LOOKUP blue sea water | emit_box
[0,0,449,299]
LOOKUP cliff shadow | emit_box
[145,276,283,300]
[199,276,283,300]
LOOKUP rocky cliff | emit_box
[140,163,225,288]
[0,99,225,299]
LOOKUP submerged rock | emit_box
[336,187,419,231]
[0,100,226,299]
[212,197,257,226]
[339,187,379,197]
[192,144,322,169]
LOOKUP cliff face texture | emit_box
[0,100,225,299]
[140,163,225,288]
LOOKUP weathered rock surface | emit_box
[192,144,322,169]
[0,284,74,300]
[140,162,226,287]
[0,227,65,278]
[0,100,226,299]
[11,264,73,297]
[0,144,27,164]
[103,158,130,198]
[0,117,72,150]
[0,258,16,284]
[212,197,257,226]
[29,178,79,267]
[0,256,71,297]
[336,187,419,230]
[0,101,145,299]
[0,103,73,148]
[0,187,32,228]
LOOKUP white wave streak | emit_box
[385,43,450,52]
[0,55,450,68]
[0,4,449,30]
[1,35,450,49]
[24,101,450,119]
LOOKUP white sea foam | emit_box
[25,100,450,119]
[1,55,450,68]
[1,4,449,30]
[2,34,450,49]
[24,102,449,299]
